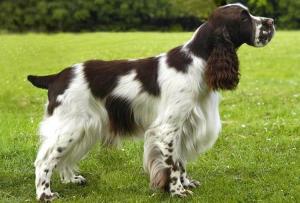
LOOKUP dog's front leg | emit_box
[142,73,200,196]
[143,96,196,197]
[144,123,193,197]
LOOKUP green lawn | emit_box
[0,31,299,202]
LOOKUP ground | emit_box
[0,31,299,202]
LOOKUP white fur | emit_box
[222,3,248,10]
[250,14,265,47]
[112,70,142,99]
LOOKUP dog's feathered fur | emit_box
[28,3,275,201]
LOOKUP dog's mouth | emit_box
[258,25,275,46]
[253,17,275,47]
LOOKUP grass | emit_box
[0,31,299,202]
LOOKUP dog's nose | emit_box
[266,18,274,26]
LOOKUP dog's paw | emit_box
[37,192,59,202]
[61,175,86,185]
[183,179,201,189]
[180,175,201,189]
[72,175,87,185]
[170,187,193,198]
[169,179,193,198]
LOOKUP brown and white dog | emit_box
[28,3,275,201]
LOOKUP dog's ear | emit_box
[205,26,240,90]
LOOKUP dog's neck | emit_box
[186,22,242,60]
[186,22,215,61]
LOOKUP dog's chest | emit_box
[179,92,222,160]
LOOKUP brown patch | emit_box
[205,27,239,90]
[166,46,192,73]
[83,57,160,98]
[171,177,178,184]
[39,193,46,200]
[27,74,58,89]
[83,60,132,98]
[134,57,160,96]
[211,5,254,46]
[47,68,73,115]
[39,192,53,200]
[164,156,180,172]
[57,147,64,153]
[187,23,214,60]
[105,96,136,135]
[173,161,179,171]
[165,156,173,165]
[178,162,186,173]
[45,183,49,188]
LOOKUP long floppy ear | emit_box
[205,26,240,90]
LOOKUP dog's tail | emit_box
[27,74,58,89]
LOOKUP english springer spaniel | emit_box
[28,3,275,201]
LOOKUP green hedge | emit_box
[0,0,298,32]
[227,0,300,30]
[0,0,214,32]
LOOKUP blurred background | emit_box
[0,0,299,32]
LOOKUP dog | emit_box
[28,3,275,201]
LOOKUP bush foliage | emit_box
[0,0,298,32]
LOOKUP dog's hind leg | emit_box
[34,116,93,201]
[58,165,86,185]
[57,130,100,185]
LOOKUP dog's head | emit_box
[205,3,275,91]
[209,3,275,48]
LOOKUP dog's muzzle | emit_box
[252,16,275,47]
